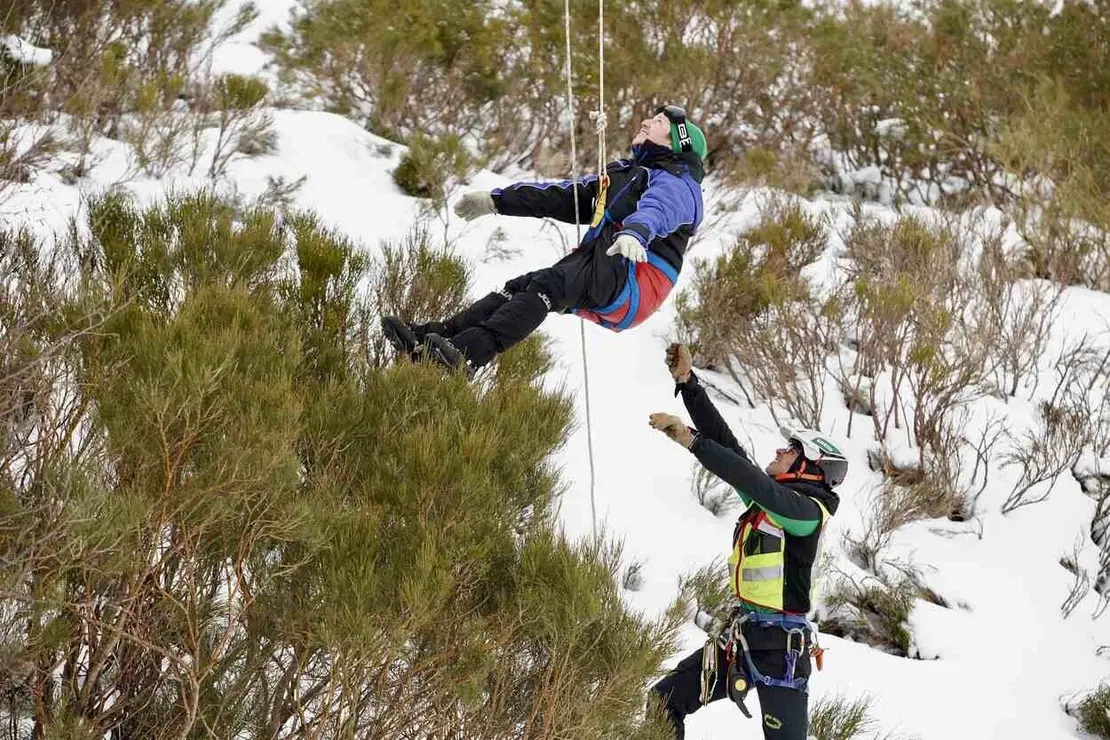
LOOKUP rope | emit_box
[562,0,605,543]
[596,0,607,173]
[562,0,581,233]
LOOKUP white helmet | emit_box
[780,427,849,486]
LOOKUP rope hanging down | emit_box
[562,0,607,541]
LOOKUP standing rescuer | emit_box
[647,344,848,740]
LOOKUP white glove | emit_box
[453,191,496,221]
[606,233,647,263]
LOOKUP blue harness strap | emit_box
[730,609,813,694]
[590,251,678,330]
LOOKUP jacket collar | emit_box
[778,477,841,516]
[631,141,705,183]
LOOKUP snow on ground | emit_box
[1,35,53,66]
[5,12,1110,739]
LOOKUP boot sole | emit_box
[425,334,473,378]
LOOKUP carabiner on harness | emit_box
[700,629,752,717]
[698,635,718,705]
[783,627,807,685]
[810,628,826,671]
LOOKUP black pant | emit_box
[516,244,627,313]
[441,245,627,367]
[651,639,810,740]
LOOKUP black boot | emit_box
[382,316,450,360]
[424,333,475,377]
[445,290,550,370]
[382,316,419,359]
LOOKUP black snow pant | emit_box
[439,244,627,368]
[650,631,812,740]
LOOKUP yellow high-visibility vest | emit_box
[728,499,831,612]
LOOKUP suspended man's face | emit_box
[632,112,673,148]
[765,444,801,477]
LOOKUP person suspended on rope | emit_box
[381,106,707,374]
[647,344,846,740]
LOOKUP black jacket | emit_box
[679,371,840,613]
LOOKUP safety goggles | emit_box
[655,104,693,152]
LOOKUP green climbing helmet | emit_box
[780,426,849,487]
[656,104,708,160]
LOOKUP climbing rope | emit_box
[562,0,607,542]
[594,0,608,180]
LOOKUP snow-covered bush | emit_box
[844,476,962,574]
[691,464,739,517]
[1076,683,1110,739]
[823,573,916,657]
[976,232,1064,398]
[842,213,989,444]
[809,694,882,740]
[1001,397,1089,515]
[676,196,831,428]
[623,558,645,592]
[2,2,274,180]
[678,559,733,619]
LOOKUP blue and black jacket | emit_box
[490,142,705,276]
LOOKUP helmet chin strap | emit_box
[773,458,826,484]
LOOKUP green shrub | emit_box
[677,197,825,364]
[678,559,732,618]
[824,575,915,656]
[366,222,471,367]
[262,0,506,142]
[1078,683,1110,739]
[391,132,472,201]
[0,193,683,738]
[4,1,268,177]
[809,694,879,740]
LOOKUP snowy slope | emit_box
[6,9,1110,739]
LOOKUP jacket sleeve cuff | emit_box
[688,430,704,452]
[674,369,701,397]
[617,222,651,246]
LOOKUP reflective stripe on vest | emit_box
[741,565,784,582]
[728,500,831,612]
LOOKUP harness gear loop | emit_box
[698,620,752,716]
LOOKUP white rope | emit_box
[596,0,607,173]
[563,0,601,542]
[563,0,581,234]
